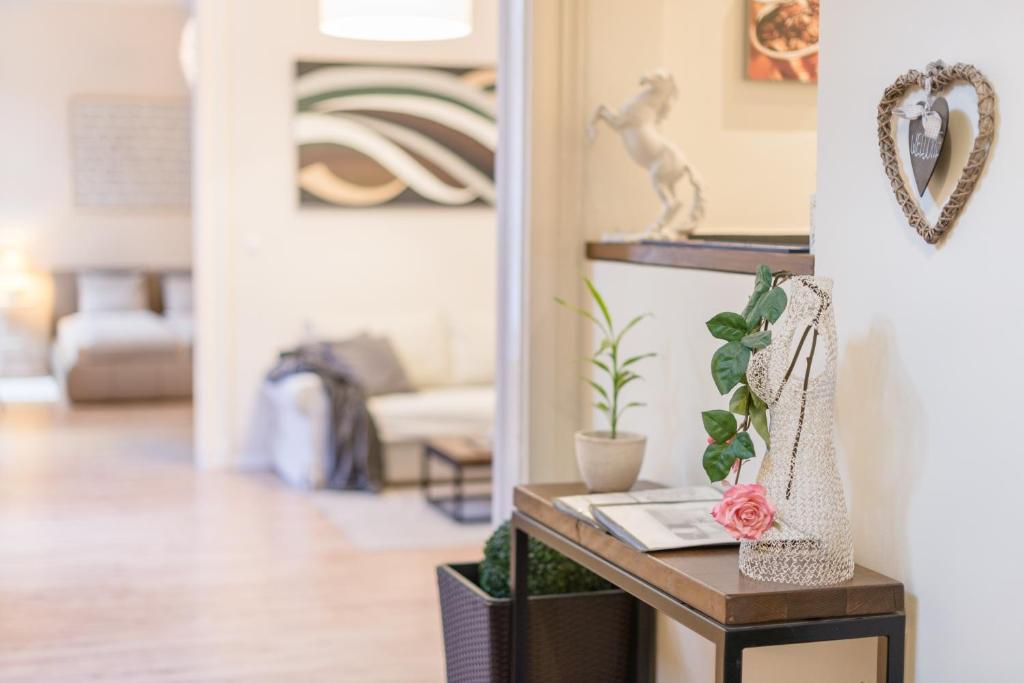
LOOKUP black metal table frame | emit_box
[419,443,492,523]
[511,511,905,683]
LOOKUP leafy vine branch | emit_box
[700,266,792,485]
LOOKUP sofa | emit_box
[258,310,494,487]
[51,271,193,402]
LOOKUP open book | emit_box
[553,486,722,527]
[591,501,739,552]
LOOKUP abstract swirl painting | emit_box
[295,62,496,207]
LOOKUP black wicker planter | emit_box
[436,563,636,683]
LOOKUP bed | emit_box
[50,271,193,402]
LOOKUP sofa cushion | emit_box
[327,334,413,396]
[367,385,494,443]
[313,311,450,389]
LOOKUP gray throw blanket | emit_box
[267,343,382,491]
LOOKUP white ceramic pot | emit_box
[574,430,646,493]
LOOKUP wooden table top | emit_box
[514,482,904,626]
[424,437,492,465]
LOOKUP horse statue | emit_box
[586,69,705,240]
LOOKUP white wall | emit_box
[0,1,191,269]
[816,1,1024,680]
[583,0,816,236]
[194,0,498,465]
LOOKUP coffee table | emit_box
[420,437,492,523]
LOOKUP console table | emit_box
[511,483,905,683]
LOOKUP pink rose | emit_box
[711,483,776,541]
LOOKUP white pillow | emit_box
[449,311,495,385]
[77,272,146,312]
[162,273,192,314]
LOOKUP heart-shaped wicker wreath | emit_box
[876,62,996,245]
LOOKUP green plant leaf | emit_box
[701,410,737,443]
[555,296,606,333]
[622,352,657,367]
[615,371,641,391]
[741,330,772,350]
[705,312,748,342]
[729,385,750,414]
[741,267,772,320]
[723,432,756,461]
[748,287,788,327]
[749,390,766,411]
[616,401,646,420]
[584,378,609,401]
[750,404,770,447]
[595,401,610,413]
[710,341,750,394]
[615,313,651,344]
[702,443,735,483]
[584,278,614,332]
[588,357,612,375]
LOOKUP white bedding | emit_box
[55,311,190,366]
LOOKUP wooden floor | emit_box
[0,403,479,682]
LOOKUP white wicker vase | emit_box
[742,276,855,586]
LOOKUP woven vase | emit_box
[742,276,855,586]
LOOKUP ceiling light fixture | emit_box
[319,0,473,42]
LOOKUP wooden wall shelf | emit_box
[586,241,815,276]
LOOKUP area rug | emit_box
[312,487,492,551]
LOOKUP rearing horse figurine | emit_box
[587,69,705,239]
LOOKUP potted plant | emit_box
[557,279,655,492]
[437,521,635,683]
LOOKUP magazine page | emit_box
[554,486,724,524]
[593,501,738,552]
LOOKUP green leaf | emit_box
[750,404,770,447]
[702,443,735,483]
[584,278,614,332]
[741,268,772,320]
[755,265,772,289]
[706,312,748,342]
[741,330,772,350]
[595,401,610,413]
[701,410,737,443]
[729,385,750,414]
[748,287,788,327]
[588,357,612,375]
[584,379,609,401]
[616,401,646,420]
[555,296,606,333]
[723,432,756,461]
[615,313,651,344]
[710,341,750,394]
[622,352,657,367]
[615,372,641,391]
[749,390,766,411]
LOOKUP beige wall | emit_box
[0,1,191,270]
[583,0,817,236]
[194,0,498,464]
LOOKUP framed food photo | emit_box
[746,0,820,83]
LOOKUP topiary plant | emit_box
[478,521,612,599]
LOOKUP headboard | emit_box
[50,270,190,336]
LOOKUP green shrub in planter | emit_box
[479,521,611,599]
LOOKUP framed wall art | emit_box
[294,62,496,208]
[746,0,820,83]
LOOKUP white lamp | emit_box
[319,0,473,41]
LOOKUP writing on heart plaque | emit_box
[908,96,949,196]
